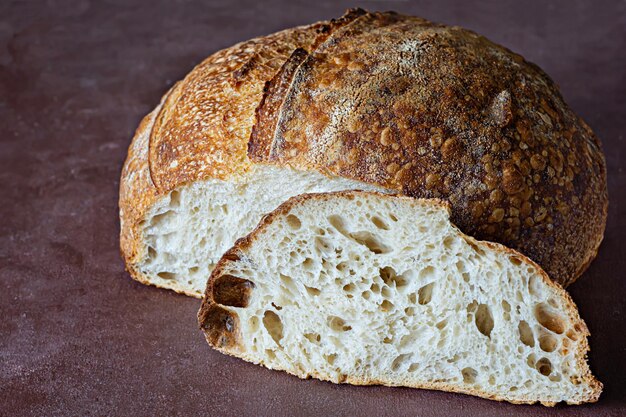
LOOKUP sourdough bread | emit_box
[198,191,601,405]
[120,9,607,295]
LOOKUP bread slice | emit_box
[198,191,601,405]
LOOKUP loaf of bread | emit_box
[198,191,601,405]
[120,9,607,296]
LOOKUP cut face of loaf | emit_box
[198,191,601,405]
[137,166,382,295]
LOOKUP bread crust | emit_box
[248,10,608,286]
[198,191,602,406]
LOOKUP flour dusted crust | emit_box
[248,10,607,286]
[198,191,602,406]
[120,8,607,292]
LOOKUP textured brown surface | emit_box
[249,10,607,287]
[1,1,624,416]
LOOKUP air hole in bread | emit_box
[285,214,302,230]
[528,275,542,297]
[265,349,276,361]
[417,282,435,305]
[342,283,356,293]
[379,266,408,289]
[249,316,259,332]
[466,240,485,256]
[502,300,511,321]
[371,215,390,230]
[263,310,283,345]
[566,328,579,341]
[328,215,347,231]
[549,374,562,382]
[328,215,390,254]
[169,190,181,208]
[462,367,478,383]
[408,293,417,304]
[305,285,321,296]
[535,303,566,334]
[279,273,297,295]
[324,354,337,365]
[474,304,494,338]
[157,271,176,280]
[418,266,435,280]
[314,236,333,254]
[518,320,535,347]
[349,231,390,254]
[150,210,174,228]
[213,274,255,307]
[302,257,315,271]
[328,316,352,332]
[535,357,553,376]
[381,286,392,299]
[380,300,394,311]
[391,353,412,372]
[538,332,558,352]
[304,333,321,344]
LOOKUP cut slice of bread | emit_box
[198,191,601,405]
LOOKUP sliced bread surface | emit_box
[198,191,601,405]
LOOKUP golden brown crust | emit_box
[119,101,162,268]
[247,10,608,286]
[119,21,335,293]
[147,23,328,193]
[198,190,602,406]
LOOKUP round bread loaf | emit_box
[120,8,607,291]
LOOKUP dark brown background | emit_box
[1,1,624,416]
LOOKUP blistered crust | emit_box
[147,23,327,193]
[248,10,608,286]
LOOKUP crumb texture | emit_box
[137,166,381,295]
[201,192,601,405]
